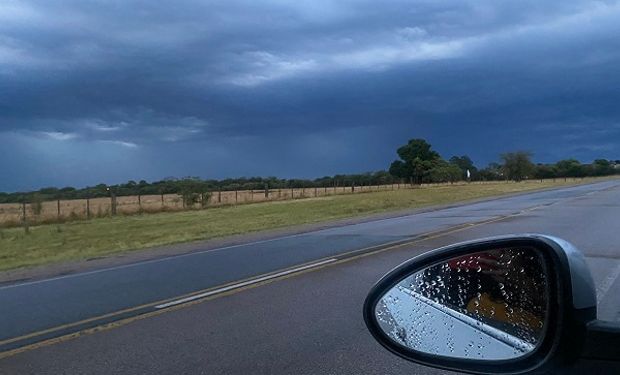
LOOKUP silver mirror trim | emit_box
[539,235,596,309]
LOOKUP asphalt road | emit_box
[1,180,620,374]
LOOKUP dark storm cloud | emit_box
[1,0,620,191]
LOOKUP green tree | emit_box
[31,193,44,216]
[500,152,534,182]
[555,159,585,177]
[449,155,477,180]
[478,162,503,180]
[389,139,442,183]
[388,160,410,180]
[533,164,557,179]
[592,159,614,176]
[428,161,463,183]
[178,178,210,208]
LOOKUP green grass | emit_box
[0,179,610,271]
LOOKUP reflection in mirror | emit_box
[375,246,548,360]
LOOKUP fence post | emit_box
[57,199,61,220]
[161,193,164,208]
[86,197,91,219]
[352,182,355,193]
[218,190,222,203]
[110,191,117,216]
[235,190,238,203]
[264,184,269,199]
[291,187,294,199]
[137,194,141,214]
[22,201,29,234]
[314,187,317,197]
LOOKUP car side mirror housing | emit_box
[363,234,616,374]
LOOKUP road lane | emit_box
[0,180,619,357]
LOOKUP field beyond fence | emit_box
[0,178,590,228]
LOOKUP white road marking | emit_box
[596,263,620,304]
[0,231,327,291]
[154,258,337,309]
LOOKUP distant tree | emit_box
[500,152,534,182]
[449,155,478,180]
[388,160,410,180]
[591,159,614,176]
[38,187,60,196]
[31,193,44,216]
[389,139,442,183]
[178,178,209,208]
[555,159,585,178]
[372,170,394,185]
[533,164,557,179]
[478,162,503,181]
[428,161,463,183]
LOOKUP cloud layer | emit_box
[1,0,620,190]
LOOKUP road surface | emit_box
[1,180,620,374]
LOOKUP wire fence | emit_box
[0,178,581,228]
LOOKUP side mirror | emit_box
[363,234,619,374]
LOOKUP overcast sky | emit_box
[1,1,620,191]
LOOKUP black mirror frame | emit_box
[363,234,597,375]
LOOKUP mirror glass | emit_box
[375,246,548,360]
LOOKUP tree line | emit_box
[389,139,619,183]
[1,138,618,204]
[0,172,398,204]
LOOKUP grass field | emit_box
[0,179,611,271]
[0,185,406,226]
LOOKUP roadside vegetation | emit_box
[0,178,613,271]
[1,139,618,205]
